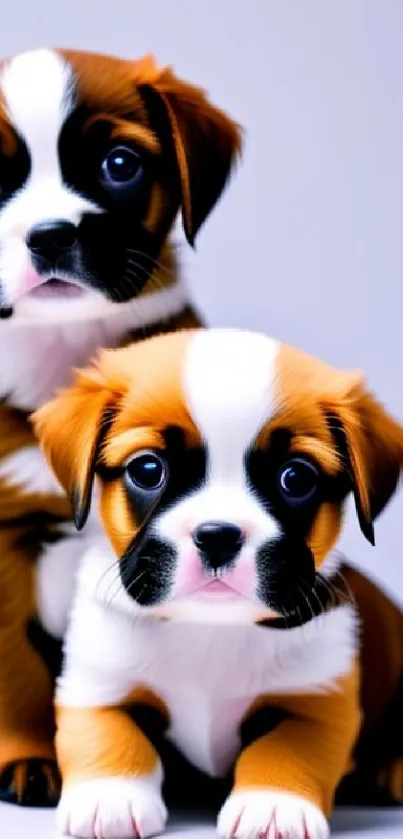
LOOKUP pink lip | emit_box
[27,279,84,299]
[204,580,233,592]
[15,265,85,301]
[195,579,245,601]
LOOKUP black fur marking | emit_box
[119,427,207,606]
[26,619,63,682]
[120,536,177,606]
[247,428,351,618]
[127,703,168,753]
[255,536,316,617]
[157,427,207,511]
[336,671,403,806]
[257,571,351,629]
[326,414,375,545]
[0,132,31,209]
[0,759,60,808]
[0,131,31,313]
[240,705,291,749]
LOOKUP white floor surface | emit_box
[1,804,402,839]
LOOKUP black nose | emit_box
[26,220,77,258]
[192,521,244,569]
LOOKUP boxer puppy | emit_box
[33,328,403,838]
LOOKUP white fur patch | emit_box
[0,278,190,410]
[0,444,63,495]
[218,790,329,839]
[1,49,73,170]
[36,495,104,639]
[0,49,99,304]
[56,539,358,778]
[36,524,87,639]
[183,329,279,480]
[57,771,166,839]
[151,329,283,622]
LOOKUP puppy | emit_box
[0,48,240,805]
[33,328,403,839]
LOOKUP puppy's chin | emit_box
[150,596,278,625]
[4,285,136,325]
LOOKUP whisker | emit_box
[126,569,148,598]
[126,249,172,278]
[95,561,120,602]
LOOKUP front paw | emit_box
[218,789,329,839]
[57,776,167,838]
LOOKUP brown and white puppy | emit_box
[33,328,403,839]
[0,48,240,806]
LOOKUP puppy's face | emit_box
[34,329,403,625]
[0,49,240,323]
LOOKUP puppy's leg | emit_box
[56,705,167,839]
[218,667,361,839]
[0,532,58,807]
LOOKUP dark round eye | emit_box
[100,145,142,187]
[125,451,167,491]
[277,457,319,504]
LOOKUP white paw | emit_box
[218,789,329,839]
[57,776,167,838]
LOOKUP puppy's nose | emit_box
[192,521,244,568]
[26,220,77,258]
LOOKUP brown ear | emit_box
[330,379,403,545]
[134,56,242,245]
[31,368,116,531]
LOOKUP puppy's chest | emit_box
[164,689,252,777]
[84,607,356,778]
[128,625,283,777]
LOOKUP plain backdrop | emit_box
[0,3,403,837]
[0,0,402,599]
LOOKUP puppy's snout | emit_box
[192,521,244,569]
[26,220,77,259]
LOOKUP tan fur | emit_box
[56,706,160,787]
[236,667,361,817]
[276,343,403,538]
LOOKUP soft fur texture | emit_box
[0,47,241,806]
[33,328,403,839]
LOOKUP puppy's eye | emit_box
[277,457,319,504]
[125,451,167,491]
[100,145,142,189]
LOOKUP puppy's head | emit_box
[33,329,403,625]
[0,48,241,323]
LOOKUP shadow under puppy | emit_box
[33,328,403,839]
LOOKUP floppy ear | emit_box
[31,369,116,531]
[330,378,403,545]
[134,56,242,245]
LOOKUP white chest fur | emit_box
[0,279,189,411]
[55,541,358,778]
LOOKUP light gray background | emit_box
[0,1,402,836]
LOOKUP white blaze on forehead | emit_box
[1,49,73,170]
[0,48,100,295]
[183,329,279,480]
[0,48,98,238]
